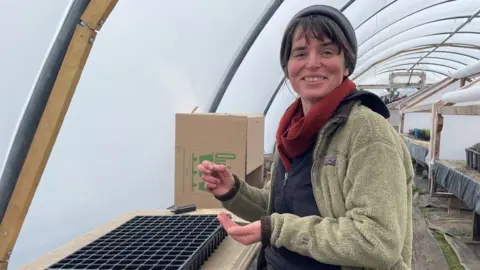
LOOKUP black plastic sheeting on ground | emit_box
[405,140,429,166]
[433,161,480,215]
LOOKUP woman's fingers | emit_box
[212,163,227,173]
[200,161,227,174]
[218,213,237,231]
[202,175,221,184]
[227,224,253,236]
[205,183,217,190]
[196,164,212,175]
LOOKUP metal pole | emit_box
[0,0,91,223]
[406,8,480,84]
[263,77,286,115]
[208,0,284,112]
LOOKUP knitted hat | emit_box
[280,5,358,74]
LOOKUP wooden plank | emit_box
[18,209,260,270]
[0,25,96,262]
[399,112,405,133]
[402,104,432,113]
[439,105,480,115]
[398,78,449,110]
[404,79,458,110]
[0,0,118,262]
[412,205,449,270]
[81,0,118,30]
[444,234,480,270]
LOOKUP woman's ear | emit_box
[343,68,350,77]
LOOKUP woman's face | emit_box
[287,27,349,106]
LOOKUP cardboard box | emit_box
[174,113,265,208]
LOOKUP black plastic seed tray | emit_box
[46,215,227,270]
[466,146,480,172]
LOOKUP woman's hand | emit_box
[217,212,261,245]
[196,161,235,196]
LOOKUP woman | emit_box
[197,5,413,270]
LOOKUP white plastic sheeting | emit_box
[264,82,296,153]
[0,0,74,180]
[2,1,271,269]
[440,115,480,160]
[353,0,480,82]
[2,0,480,268]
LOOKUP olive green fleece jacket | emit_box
[220,101,414,270]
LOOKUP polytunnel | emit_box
[1,0,480,269]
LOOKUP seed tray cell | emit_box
[46,215,227,270]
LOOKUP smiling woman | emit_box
[197,4,414,270]
[282,15,355,113]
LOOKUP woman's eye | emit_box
[294,52,306,58]
[322,50,334,56]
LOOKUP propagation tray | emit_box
[45,214,228,270]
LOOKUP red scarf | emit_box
[276,78,356,172]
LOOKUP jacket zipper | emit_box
[310,117,345,217]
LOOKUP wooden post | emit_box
[428,102,444,196]
[0,0,118,264]
[398,112,405,134]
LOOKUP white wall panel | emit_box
[389,110,401,126]
[440,115,480,160]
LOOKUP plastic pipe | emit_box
[441,86,480,103]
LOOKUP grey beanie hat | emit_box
[280,5,358,74]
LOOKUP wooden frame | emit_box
[397,78,479,134]
[439,104,480,115]
[0,1,118,268]
[401,104,432,113]
[402,78,458,111]
[388,77,448,111]
[395,79,451,134]
[428,100,480,241]
[427,101,451,197]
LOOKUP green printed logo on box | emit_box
[191,152,236,192]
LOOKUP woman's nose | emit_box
[306,53,322,69]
